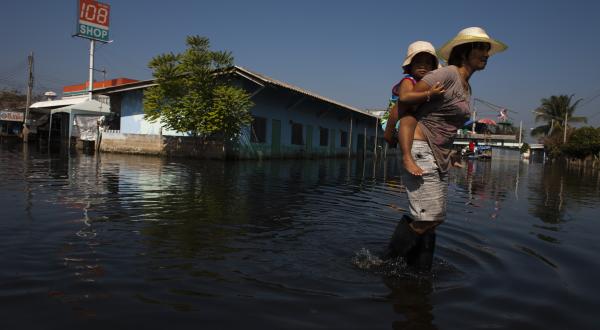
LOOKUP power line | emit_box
[579,90,600,108]
[0,78,27,92]
[0,71,24,82]
[0,58,28,78]
[36,73,77,86]
[473,97,517,113]
[585,108,600,120]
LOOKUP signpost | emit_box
[76,0,110,42]
[74,0,111,100]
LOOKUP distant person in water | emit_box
[384,41,445,176]
[383,27,507,272]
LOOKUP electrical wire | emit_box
[474,97,517,113]
[579,89,600,108]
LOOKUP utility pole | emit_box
[88,40,95,100]
[373,116,378,158]
[471,110,477,134]
[100,68,107,87]
[563,111,568,143]
[518,120,522,145]
[23,52,34,143]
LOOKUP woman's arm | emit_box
[398,80,445,105]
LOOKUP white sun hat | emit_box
[402,41,440,68]
[438,27,507,61]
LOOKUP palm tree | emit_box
[531,94,587,138]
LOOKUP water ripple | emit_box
[1,147,599,328]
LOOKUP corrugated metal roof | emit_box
[91,66,375,118]
[50,99,110,115]
[30,96,89,109]
[92,79,157,94]
[233,66,375,118]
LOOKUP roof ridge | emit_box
[234,65,373,117]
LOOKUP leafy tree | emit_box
[561,126,600,159]
[0,89,27,109]
[144,35,253,141]
[0,89,43,116]
[542,132,566,159]
[530,94,587,139]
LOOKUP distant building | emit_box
[27,78,137,144]
[63,78,139,98]
[0,108,25,137]
[93,66,384,159]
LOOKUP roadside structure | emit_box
[94,66,384,159]
[0,108,26,138]
[27,78,137,146]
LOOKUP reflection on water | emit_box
[1,142,599,329]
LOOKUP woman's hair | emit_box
[447,43,473,67]
[448,42,491,67]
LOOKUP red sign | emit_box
[79,0,110,28]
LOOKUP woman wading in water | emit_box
[383,27,507,271]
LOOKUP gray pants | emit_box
[402,141,448,222]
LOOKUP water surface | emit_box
[1,143,599,329]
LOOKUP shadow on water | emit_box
[351,246,460,330]
[353,248,439,330]
[385,277,438,330]
[2,144,600,329]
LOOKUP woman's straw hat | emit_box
[438,27,507,61]
[402,41,440,68]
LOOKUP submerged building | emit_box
[26,78,137,147]
[94,66,384,159]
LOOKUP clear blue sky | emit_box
[2,0,600,138]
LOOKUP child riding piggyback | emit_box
[384,41,445,176]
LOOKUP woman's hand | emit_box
[452,160,464,168]
[429,82,446,99]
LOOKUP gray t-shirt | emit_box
[415,65,471,172]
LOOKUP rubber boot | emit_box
[404,236,421,267]
[381,215,420,260]
[412,231,436,272]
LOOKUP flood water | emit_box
[1,142,599,329]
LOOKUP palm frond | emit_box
[532,94,588,131]
[530,124,550,137]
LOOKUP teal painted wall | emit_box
[236,87,382,159]
[113,80,382,159]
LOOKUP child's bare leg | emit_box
[384,104,399,145]
[398,113,424,176]
[451,152,464,168]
